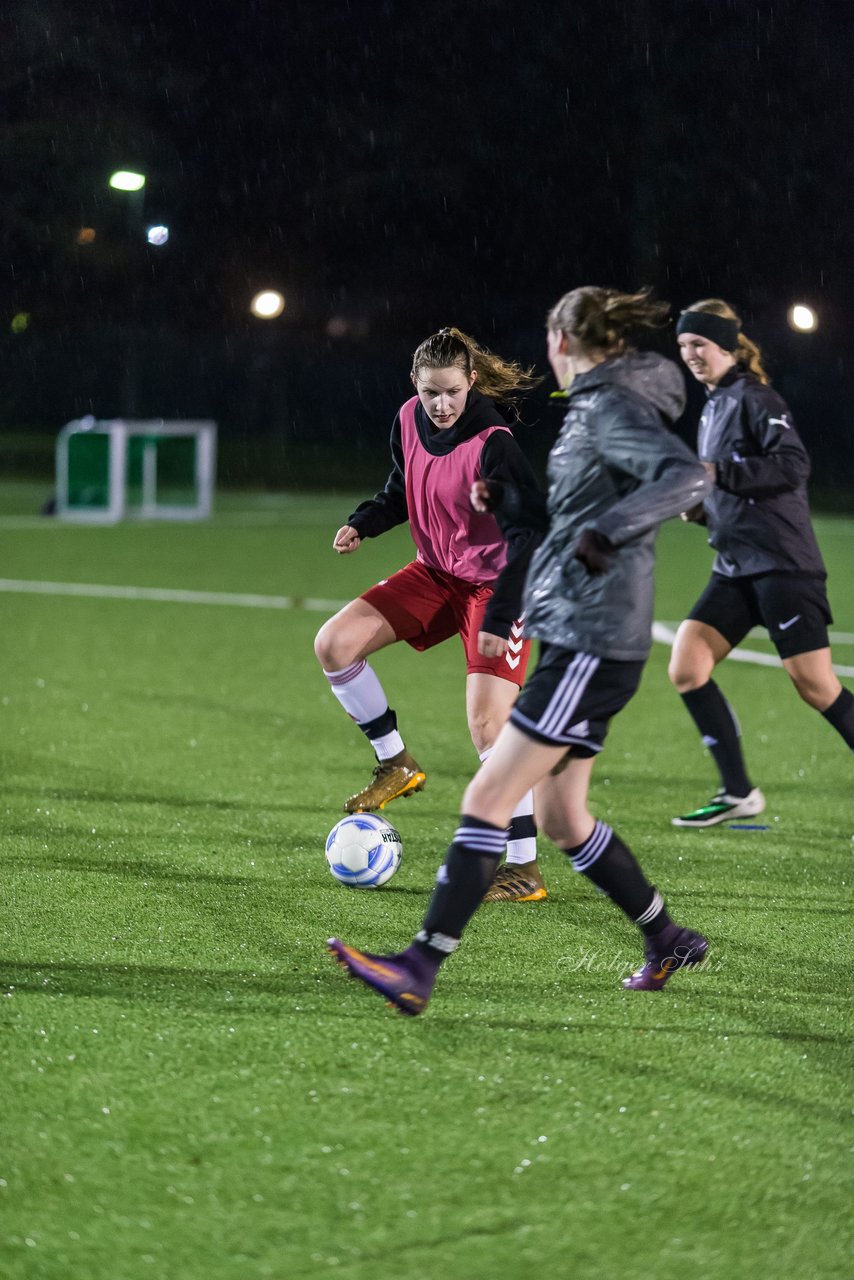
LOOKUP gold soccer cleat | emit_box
[483,860,548,903]
[344,751,426,814]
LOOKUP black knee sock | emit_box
[563,821,672,938]
[681,680,753,796]
[414,816,506,960]
[822,687,854,750]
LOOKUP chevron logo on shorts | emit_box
[505,619,525,670]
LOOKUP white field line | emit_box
[0,499,352,531]
[652,622,854,678]
[0,578,852,676]
[0,512,318,530]
[0,578,344,612]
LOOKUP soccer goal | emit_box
[56,418,217,523]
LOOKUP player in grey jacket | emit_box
[474,323,709,903]
[669,298,854,828]
[519,348,712,662]
[328,288,714,1012]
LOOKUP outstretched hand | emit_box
[332,525,361,554]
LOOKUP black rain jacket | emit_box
[697,368,826,578]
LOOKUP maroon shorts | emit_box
[361,559,530,686]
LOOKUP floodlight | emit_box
[250,290,285,319]
[787,304,818,333]
[109,171,146,192]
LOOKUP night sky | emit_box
[4,0,853,484]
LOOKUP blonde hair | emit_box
[411,327,541,409]
[683,298,770,384]
[547,287,669,355]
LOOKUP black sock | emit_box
[562,821,672,938]
[357,706,397,745]
[414,816,506,960]
[507,811,537,849]
[822,687,854,750]
[681,680,753,796]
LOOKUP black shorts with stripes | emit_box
[509,643,645,757]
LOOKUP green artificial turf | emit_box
[0,481,852,1279]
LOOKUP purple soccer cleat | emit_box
[622,924,709,991]
[327,938,437,1015]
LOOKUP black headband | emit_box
[676,311,739,351]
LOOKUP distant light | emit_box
[788,304,818,333]
[146,225,169,246]
[10,312,30,334]
[326,315,369,339]
[250,290,285,319]
[109,170,146,192]
[76,227,97,245]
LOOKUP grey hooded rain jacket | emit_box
[523,352,711,661]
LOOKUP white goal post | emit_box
[56,418,217,523]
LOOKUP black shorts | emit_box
[509,643,645,757]
[689,572,832,660]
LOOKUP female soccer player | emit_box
[314,327,547,888]
[669,299,854,827]
[328,287,713,1011]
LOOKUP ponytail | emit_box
[547,287,669,356]
[411,327,541,409]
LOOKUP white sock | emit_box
[323,659,390,723]
[372,729,406,762]
[323,661,405,760]
[479,747,537,865]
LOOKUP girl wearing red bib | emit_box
[315,328,545,895]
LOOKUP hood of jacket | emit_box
[568,351,686,424]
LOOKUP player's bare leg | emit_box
[782,648,840,711]
[784,647,854,754]
[315,600,425,811]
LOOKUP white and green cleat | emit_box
[672,787,765,829]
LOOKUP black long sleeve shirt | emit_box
[698,369,825,578]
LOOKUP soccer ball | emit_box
[325,813,403,888]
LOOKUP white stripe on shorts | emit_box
[538,651,600,739]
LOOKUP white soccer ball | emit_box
[325,813,403,888]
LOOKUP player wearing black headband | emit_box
[669,298,854,828]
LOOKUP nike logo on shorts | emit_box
[778,614,801,631]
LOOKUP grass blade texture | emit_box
[1,481,852,1279]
